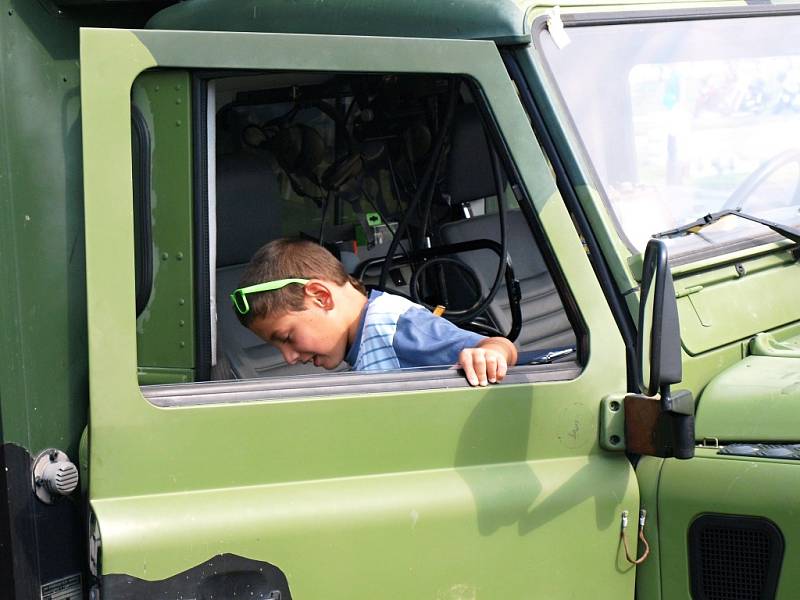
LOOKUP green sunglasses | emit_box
[230,278,310,315]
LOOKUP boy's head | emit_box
[233,238,367,369]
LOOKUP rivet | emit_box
[154,85,160,92]
[178,298,185,306]
[179,341,186,348]
[176,252,184,260]
[176,98,182,105]
[161,252,169,261]
[175,84,181,91]
[179,320,185,327]
[175,120,182,127]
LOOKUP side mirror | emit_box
[637,238,682,399]
[625,239,695,459]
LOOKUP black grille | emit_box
[689,515,784,600]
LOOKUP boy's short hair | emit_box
[235,238,366,327]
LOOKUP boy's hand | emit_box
[458,338,517,387]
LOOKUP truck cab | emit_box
[1,0,799,598]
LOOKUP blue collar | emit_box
[344,290,381,365]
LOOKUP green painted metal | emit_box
[696,356,800,442]
[0,0,87,458]
[675,252,800,355]
[669,240,794,277]
[679,343,744,399]
[136,368,193,385]
[146,0,751,44]
[750,330,800,358]
[633,456,664,600]
[658,450,800,599]
[98,452,638,595]
[599,393,626,451]
[80,27,638,595]
[132,71,196,374]
[147,0,531,44]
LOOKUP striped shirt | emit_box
[345,290,484,371]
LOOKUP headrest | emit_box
[216,151,282,267]
[445,103,497,204]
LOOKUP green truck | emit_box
[2,0,799,597]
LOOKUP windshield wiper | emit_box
[654,209,800,244]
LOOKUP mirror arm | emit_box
[659,384,673,412]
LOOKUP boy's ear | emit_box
[304,280,334,310]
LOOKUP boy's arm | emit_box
[459,337,518,387]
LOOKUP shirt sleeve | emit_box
[392,307,485,368]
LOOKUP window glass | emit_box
[540,15,800,256]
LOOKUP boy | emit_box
[232,238,517,386]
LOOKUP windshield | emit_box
[539,12,800,257]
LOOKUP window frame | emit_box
[82,28,619,411]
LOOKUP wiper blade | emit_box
[654,209,800,244]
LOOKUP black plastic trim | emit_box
[192,75,212,382]
[689,513,784,600]
[131,106,153,317]
[0,444,85,599]
[501,50,638,391]
[101,553,292,599]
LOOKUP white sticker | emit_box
[547,6,571,49]
[41,573,82,600]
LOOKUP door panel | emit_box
[81,28,637,598]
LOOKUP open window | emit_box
[133,69,581,388]
[210,72,578,382]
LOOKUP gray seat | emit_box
[213,150,329,379]
[440,211,575,351]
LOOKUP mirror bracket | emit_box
[624,390,695,459]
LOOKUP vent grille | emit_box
[689,515,783,600]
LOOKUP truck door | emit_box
[81,28,638,598]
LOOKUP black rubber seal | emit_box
[131,106,153,317]
[192,75,212,382]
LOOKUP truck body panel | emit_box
[0,0,798,598]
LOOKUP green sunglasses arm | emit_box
[230,278,310,315]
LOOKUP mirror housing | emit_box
[626,239,695,459]
[637,238,682,400]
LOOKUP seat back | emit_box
[439,211,575,352]
[440,104,574,351]
[214,151,328,379]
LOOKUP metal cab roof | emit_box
[146,0,531,44]
[146,0,766,44]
